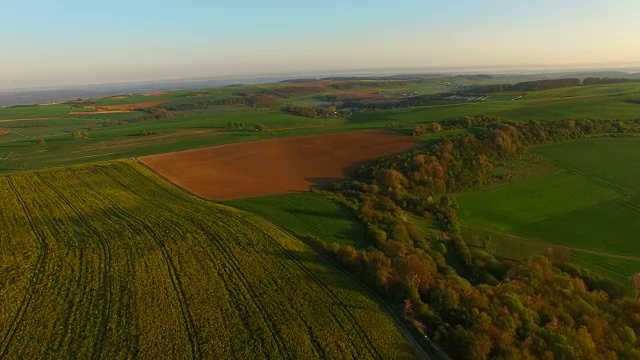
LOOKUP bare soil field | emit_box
[0,129,8,135]
[139,130,418,200]
[86,100,169,111]
[143,91,171,96]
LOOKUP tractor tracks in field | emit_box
[244,213,435,360]
[232,216,384,360]
[554,163,640,212]
[36,172,113,360]
[190,219,293,360]
[0,178,48,359]
[92,167,202,360]
[102,167,289,359]
[176,207,373,360]
[131,159,433,359]
[126,161,372,358]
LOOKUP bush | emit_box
[72,130,89,139]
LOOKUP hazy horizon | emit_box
[3,0,640,89]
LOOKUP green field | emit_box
[458,138,640,283]
[227,193,369,248]
[0,161,415,359]
[0,104,70,120]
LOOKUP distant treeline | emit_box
[164,93,283,111]
[582,77,640,85]
[461,77,640,95]
[163,97,247,110]
[315,116,640,359]
[280,74,493,83]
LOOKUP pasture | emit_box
[0,160,416,359]
[457,138,640,283]
[0,104,70,120]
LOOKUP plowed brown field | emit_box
[139,130,418,200]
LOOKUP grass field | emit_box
[0,160,415,359]
[457,138,640,284]
[0,104,70,120]
[227,193,369,248]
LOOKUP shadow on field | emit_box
[305,177,340,189]
[268,248,374,307]
[286,208,350,221]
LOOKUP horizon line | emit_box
[2,61,639,93]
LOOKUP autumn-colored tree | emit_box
[631,273,640,300]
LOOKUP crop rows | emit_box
[0,160,415,359]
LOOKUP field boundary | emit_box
[245,212,437,360]
[461,224,640,261]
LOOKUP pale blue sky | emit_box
[2,1,639,88]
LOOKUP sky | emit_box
[2,0,640,89]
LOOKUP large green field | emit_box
[0,104,71,120]
[457,138,640,283]
[0,160,416,359]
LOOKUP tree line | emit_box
[461,77,640,95]
[310,116,640,359]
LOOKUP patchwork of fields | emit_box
[1,81,639,174]
[458,138,640,283]
[0,161,416,359]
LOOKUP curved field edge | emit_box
[0,159,417,359]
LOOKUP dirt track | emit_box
[139,130,418,200]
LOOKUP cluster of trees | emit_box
[164,96,247,111]
[247,94,280,108]
[315,117,640,359]
[72,130,89,139]
[254,123,273,136]
[134,107,170,120]
[268,85,326,97]
[461,78,581,95]
[226,121,245,129]
[103,120,125,127]
[140,130,160,136]
[100,107,171,127]
[413,123,442,136]
[461,77,640,96]
[282,105,341,118]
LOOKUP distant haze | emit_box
[2,0,640,90]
